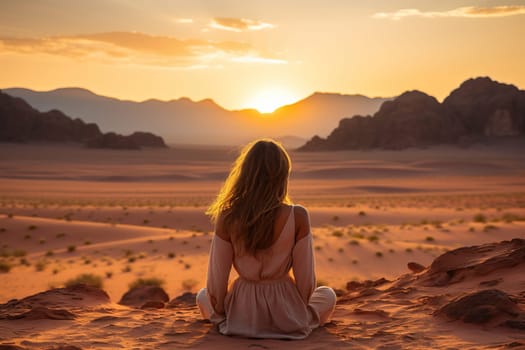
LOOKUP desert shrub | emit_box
[473,213,487,223]
[0,260,11,273]
[349,240,360,246]
[375,251,383,257]
[67,245,76,253]
[332,215,339,222]
[358,211,366,216]
[367,235,379,242]
[181,278,199,291]
[28,225,37,230]
[425,236,435,242]
[35,260,47,271]
[483,224,498,232]
[331,230,344,237]
[65,273,103,289]
[13,249,26,257]
[129,277,165,290]
[56,233,66,239]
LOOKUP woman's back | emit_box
[232,204,295,281]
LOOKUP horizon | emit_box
[1,1,524,112]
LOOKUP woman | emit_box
[196,138,336,339]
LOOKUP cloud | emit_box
[175,18,194,24]
[0,31,286,67]
[373,5,525,20]
[210,18,275,32]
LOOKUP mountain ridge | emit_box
[3,87,391,147]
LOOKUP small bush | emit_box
[56,233,66,239]
[368,235,379,243]
[405,248,413,253]
[375,251,383,257]
[167,252,175,259]
[332,215,339,222]
[483,224,498,232]
[181,278,199,291]
[46,250,54,257]
[28,225,37,230]
[425,236,435,242]
[358,211,366,217]
[129,277,165,290]
[331,230,344,237]
[0,260,11,273]
[67,245,76,253]
[473,213,487,223]
[349,240,360,246]
[35,260,47,271]
[13,249,26,257]
[65,273,103,289]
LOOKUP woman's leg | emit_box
[309,286,337,325]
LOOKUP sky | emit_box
[1,0,525,112]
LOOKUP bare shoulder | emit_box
[214,211,231,242]
[293,204,311,241]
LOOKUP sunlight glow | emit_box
[246,88,299,113]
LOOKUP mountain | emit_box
[3,88,390,146]
[300,77,525,151]
[0,91,166,149]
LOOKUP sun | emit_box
[246,88,299,114]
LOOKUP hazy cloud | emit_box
[0,31,286,67]
[175,18,194,24]
[373,5,525,20]
[210,18,275,32]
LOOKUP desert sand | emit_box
[0,142,524,349]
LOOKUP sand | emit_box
[0,142,524,349]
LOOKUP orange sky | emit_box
[1,1,525,112]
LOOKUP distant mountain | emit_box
[0,91,166,149]
[3,87,390,147]
[300,77,525,151]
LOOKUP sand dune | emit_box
[1,143,524,348]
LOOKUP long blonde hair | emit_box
[206,138,292,255]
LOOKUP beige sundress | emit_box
[196,206,336,339]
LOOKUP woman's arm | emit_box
[206,214,233,315]
[292,205,316,304]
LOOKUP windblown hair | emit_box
[206,139,292,255]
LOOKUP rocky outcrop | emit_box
[0,91,101,143]
[300,77,525,150]
[127,131,167,148]
[118,285,169,309]
[0,91,167,149]
[435,289,525,327]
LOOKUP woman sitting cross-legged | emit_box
[196,138,336,339]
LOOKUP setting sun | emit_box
[246,88,299,113]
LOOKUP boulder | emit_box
[119,286,169,308]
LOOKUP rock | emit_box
[0,90,167,149]
[140,301,165,309]
[346,277,390,291]
[119,286,169,308]
[85,132,140,150]
[0,91,101,143]
[127,132,167,148]
[435,289,524,325]
[418,239,525,287]
[7,306,75,320]
[299,77,525,151]
[0,285,110,316]
[407,262,425,273]
[167,292,197,308]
